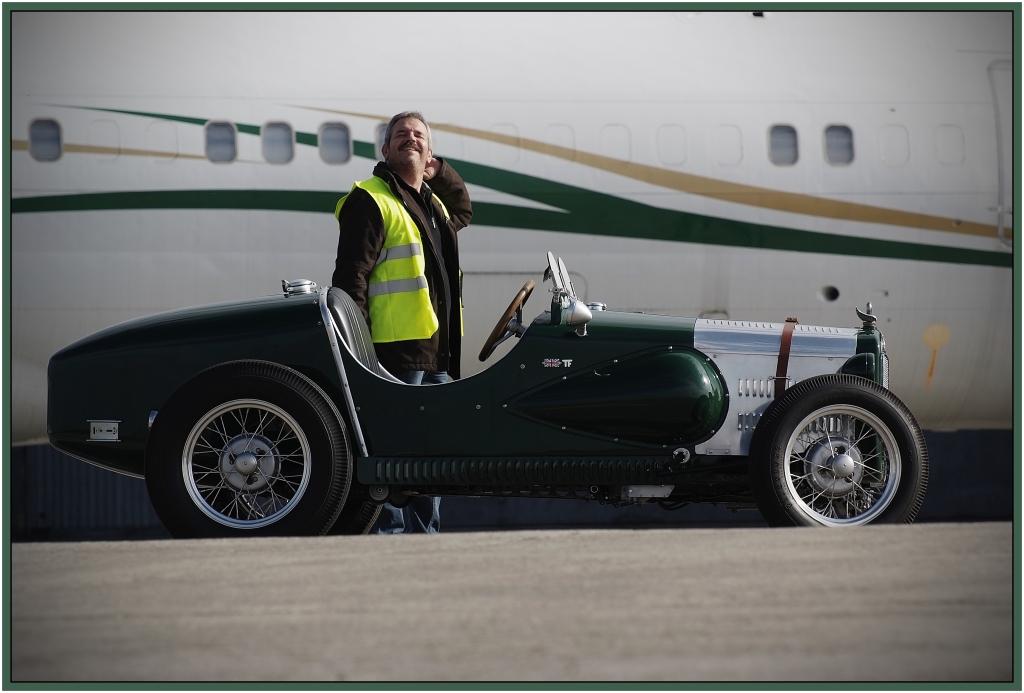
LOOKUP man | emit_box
[332,111,472,534]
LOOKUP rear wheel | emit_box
[749,374,928,527]
[145,361,351,538]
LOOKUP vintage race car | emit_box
[48,252,928,536]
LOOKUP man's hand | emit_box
[423,157,442,181]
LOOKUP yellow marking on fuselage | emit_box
[922,323,951,389]
[296,106,1006,241]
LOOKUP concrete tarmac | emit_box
[10,522,1013,683]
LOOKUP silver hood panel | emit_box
[694,319,858,358]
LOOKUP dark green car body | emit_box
[49,291,734,481]
[49,294,339,477]
[49,262,899,533]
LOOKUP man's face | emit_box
[383,118,431,171]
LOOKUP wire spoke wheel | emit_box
[784,405,900,526]
[749,374,928,527]
[147,362,351,538]
[183,399,312,529]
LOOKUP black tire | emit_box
[145,361,352,538]
[748,374,928,527]
[325,498,382,535]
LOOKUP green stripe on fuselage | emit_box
[14,105,1013,268]
[55,105,210,127]
[54,105,297,141]
[10,189,340,214]
[10,183,1010,268]
[353,140,376,159]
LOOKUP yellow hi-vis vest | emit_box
[335,176,461,343]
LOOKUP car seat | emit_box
[326,288,402,383]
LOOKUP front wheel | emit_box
[749,374,928,527]
[145,361,352,538]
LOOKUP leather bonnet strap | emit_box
[774,317,800,396]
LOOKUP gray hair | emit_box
[383,111,431,149]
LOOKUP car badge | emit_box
[543,358,572,368]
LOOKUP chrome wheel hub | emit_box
[784,405,901,526]
[220,435,276,491]
[804,440,863,496]
[183,399,311,529]
[831,452,857,479]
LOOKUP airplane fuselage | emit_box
[10,11,1015,443]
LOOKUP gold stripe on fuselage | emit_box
[12,140,206,160]
[299,107,1004,241]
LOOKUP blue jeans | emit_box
[371,370,447,534]
[392,370,450,386]
[372,496,441,535]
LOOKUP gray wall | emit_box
[10,429,1013,541]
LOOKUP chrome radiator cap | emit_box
[282,279,318,296]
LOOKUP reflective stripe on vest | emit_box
[375,242,422,267]
[367,275,428,298]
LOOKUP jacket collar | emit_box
[373,160,432,199]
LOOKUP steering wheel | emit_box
[478,280,536,361]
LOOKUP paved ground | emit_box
[10,522,1014,683]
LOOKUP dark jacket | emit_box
[332,159,473,379]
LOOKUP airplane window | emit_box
[321,123,352,164]
[262,122,293,163]
[825,125,854,165]
[879,125,910,166]
[29,119,62,161]
[935,125,965,165]
[769,125,798,166]
[601,124,631,163]
[146,121,178,163]
[714,125,743,165]
[375,123,387,160]
[205,122,236,162]
[88,120,120,162]
[657,125,688,165]
[545,124,576,159]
